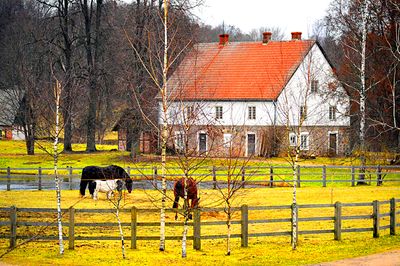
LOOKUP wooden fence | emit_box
[1,165,400,191]
[0,198,398,250]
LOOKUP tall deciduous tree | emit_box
[326,0,400,155]
[79,0,104,152]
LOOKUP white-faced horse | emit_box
[89,179,123,200]
[79,165,133,197]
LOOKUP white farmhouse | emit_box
[160,32,350,157]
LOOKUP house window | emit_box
[223,133,232,148]
[175,131,185,151]
[300,132,309,150]
[311,79,319,93]
[198,132,207,153]
[289,133,297,146]
[329,106,336,120]
[186,105,194,119]
[215,106,223,120]
[248,106,256,120]
[247,133,256,156]
[300,105,307,120]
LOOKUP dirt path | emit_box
[315,249,400,266]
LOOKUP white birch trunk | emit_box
[291,149,299,250]
[115,203,126,259]
[54,80,64,255]
[393,68,397,130]
[226,169,232,255]
[358,0,369,182]
[226,210,231,255]
[159,0,170,252]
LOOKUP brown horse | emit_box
[172,177,199,220]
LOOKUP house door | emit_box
[329,133,337,156]
[198,133,207,153]
[247,133,256,156]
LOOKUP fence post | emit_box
[376,165,382,186]
[334,201,342,240]
[10,206,17,248]
[38,167,42,191]
[241,167,245,188]
[291,203,298,247]
[153,166,158,189]
[69,167,73,190]
[131,207,137,249]
[241,205,248,247]
[7,167,11,191]
[351,166,355,187]
[69,207,75,250]
[212,166,217,190]
[296,165,301,188]
[193,208,201,250]
[269,166,274,188]
[373,200,380,238]
[322,165,327,187]
[390,198,396,236]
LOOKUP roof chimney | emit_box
[291,32,302,40]
[262,32,272,44]
[219,34,229,45]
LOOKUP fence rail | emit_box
[0,165,400,191]
[0,198,398,250]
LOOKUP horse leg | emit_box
[79,180,89,197]
[88,181,96,198]
[107,191,113,200]
[187,199,193,220]
[173,196,180,220]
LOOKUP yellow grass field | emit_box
[0,186,399,265]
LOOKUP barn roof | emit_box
[168,35,315,101]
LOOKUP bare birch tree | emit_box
[53,79,64,255]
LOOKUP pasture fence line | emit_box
[0,165,400,191]
[0,198,398,250]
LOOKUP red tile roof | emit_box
[169,39,315,101]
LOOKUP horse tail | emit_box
[79,179,89,196]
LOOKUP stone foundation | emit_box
[167,125,350,157]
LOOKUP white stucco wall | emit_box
[276,44,350,127]
[162,101,276,126]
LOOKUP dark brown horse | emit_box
[172,177,199,220]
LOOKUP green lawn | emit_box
[1,140,399,187]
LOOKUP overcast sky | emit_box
[121,0,333,39]
[193,0,333,39]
